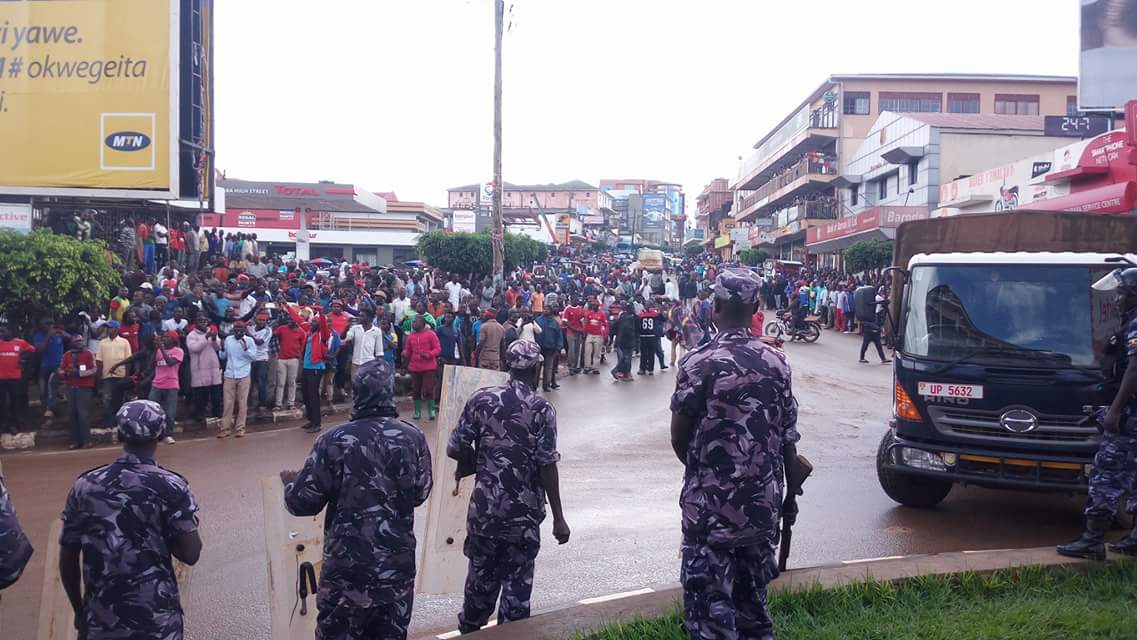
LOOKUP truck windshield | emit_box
[902,264,1114,368]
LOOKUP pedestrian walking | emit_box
[148,331,184,444]
[59,400,202,640]
[404,315,441,420]
[447,340,570,633]
[582,301,607,374]
[219,321,257,438]
[59,336,96,449]
[563,298,585,375]
[670,268,800,640]
[282,359,432,640]
[611,305,637,381]
[638,302,662,375]
[534,306,564,392]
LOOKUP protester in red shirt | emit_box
[403,315,441,420]
[582,301,609,374]
[0,322,35,435]
[563,299,586,375]
[751,309,766,338]
[325,300,353,402]
[118,309,141,354]
[59,336,96,449]
[272,308,307,409]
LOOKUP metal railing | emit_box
[739,155,838,211]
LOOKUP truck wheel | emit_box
[876,431,953,508]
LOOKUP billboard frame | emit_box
[0,0,184,200]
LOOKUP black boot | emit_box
[1108,520,1137,556]
[1056,516,1109,560]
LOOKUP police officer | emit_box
[282,358,433,640]
[60,400,202,640]
[1058,267,1137,559]
[670,268,799,640]
[0,465,33,591]
[448,339,570,634]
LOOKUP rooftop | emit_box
[901,112,1046,132]
[447,179,597,192]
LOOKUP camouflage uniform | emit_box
[671,269,799,640]
[448,340,559,632]
[0,474,33,590]
[284,359,433,640]
[1086,314,1137,519]
[60,400,199,640]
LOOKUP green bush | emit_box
[842,239,894,273]
[684,244,704,257]
[738,248,770,266]
[416,230,548,274]
[0,230,122,331]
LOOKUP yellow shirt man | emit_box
[96,335,133,379]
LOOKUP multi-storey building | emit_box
[446,180,615,245]
[731,73,1077,261]
[695,178,733,256]
[600,178,686,246]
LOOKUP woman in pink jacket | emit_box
[402,315,441,420]
[186,313,223,421]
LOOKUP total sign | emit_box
[484,181,495,199]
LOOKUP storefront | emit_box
[805,206,929,255]
[935,126,1137,217]
[200,179,422,264]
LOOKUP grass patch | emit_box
[580,561,1137,640]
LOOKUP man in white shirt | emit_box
[392,288,411,326]
[445,274,464,308]
[342,309,384,380]
[250,312,273,410]
[153,221,169,269]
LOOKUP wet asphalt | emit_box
[0,330,1087,639]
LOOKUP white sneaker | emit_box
[164,436,176,444]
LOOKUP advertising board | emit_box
[1079,0,1137,111]
[452,209,476,233]
[0,0,212,200]
[642,193,666,229]
[0,203,33,233]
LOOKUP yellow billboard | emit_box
[0,0,179,196]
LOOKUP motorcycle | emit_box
[765,314,821,343]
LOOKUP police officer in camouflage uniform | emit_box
[0,467,33,591]
[283,358,433,640]
[1058,267,1137,560]
[670,268,799,640]
[448,339,571,634]
[60,400,202,640]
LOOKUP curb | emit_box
[418,546,1131,640]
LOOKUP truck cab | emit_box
[876,211,1137,508]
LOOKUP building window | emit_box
[1067,95,1079,115]
[878,177,888,201]
[843,91,870,115]
[994,94,1040,115]
[879,92,942,113]
[851,185,859,206]
[908,159,919,186]
[947,93,980,113]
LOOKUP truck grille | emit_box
[927,406,1098,444]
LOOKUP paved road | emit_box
[0,330,1087,639]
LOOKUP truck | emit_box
[876,211,1137,513]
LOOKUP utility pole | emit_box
[491,0,505,285]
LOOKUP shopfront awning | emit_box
[830,174,863,189]
[1029,181,1136,215]
[880,146,925,164]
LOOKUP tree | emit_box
[738,248,770,266]
[684,244,704,257]
[0,230,122,331]
[416,231,547,275]
[842,239,894,274]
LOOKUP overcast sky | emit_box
[214,0,1079,209]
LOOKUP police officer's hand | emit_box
[553,518,571,545]
[279,469,300,486]
[1103,409,1122,434]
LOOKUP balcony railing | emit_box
[739,154,838,211]
[736,104,839,181]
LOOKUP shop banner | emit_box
[0,0,178,195]
[806,206,928,244]
[642,194,666,230]
[714,235,731,249]
[0,203,32,233]
[452,209,476,233]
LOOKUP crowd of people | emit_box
[0,228,898,451]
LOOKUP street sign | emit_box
[1043,115,1111,138]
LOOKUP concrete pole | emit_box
[492,0,505,285]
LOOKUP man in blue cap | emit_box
[448,339,571,634]
[59,400,202,639]
[670,268,800,640]
[282,358,433,640]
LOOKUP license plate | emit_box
[917,382,983,399]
